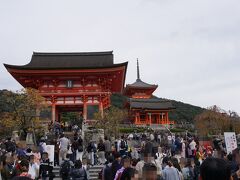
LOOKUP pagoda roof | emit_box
[126,79,158,89]
[129,97,175,110]
[4,51,127,70]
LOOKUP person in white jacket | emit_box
[28,154,39,179]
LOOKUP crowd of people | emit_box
[0,128,239,180]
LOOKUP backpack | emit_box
[60,160,71,177]
[70,168,87,180]
[120,140,126,149]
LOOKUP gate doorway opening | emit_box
[56,105,83,131]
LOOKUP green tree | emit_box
[0,88,47,139]
[93,106,128,137]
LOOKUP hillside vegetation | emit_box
[0,90,204,124]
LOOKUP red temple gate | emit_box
[4,51,128,123]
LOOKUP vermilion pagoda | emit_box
[124,60,175,125]
[4,51,174,125]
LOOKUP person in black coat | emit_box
[39,152,54,180]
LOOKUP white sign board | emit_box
[45,145,55,165]
[224,132,237,154]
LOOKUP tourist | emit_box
[142,136,153,156]
[50,138,59,166]
[87,141,96,166]
[181,139,186,159]
[97,139,106,165]
[161,157,181,180]
[193,159,200,180]
[38,138,47,154]
[114,156,131,180]
[200,157,231,180]
[39,152,54,180]
[189,139,196,158]
[69,160,87,180]
[181,158,194,180]
[1,155,18,179]
[154,153,163,179]
[71,136,79,162]
[142,163,158,180]
[12,159,32,180]
[102,156,114,180]
[58,133,70,164]
[16,143,27,159]
[28,155,39,180]
[110,153,122,180]
[118,136,127,157]
[120,167,135,180]
[66,142,74,162]
[226,153,238,174]
[31,147,41,166]
[104,136,112,161]
[172,159,184,180]
[59,158,74,179]
[196,146,205,164]
[76,136,84,162]
[151,134,159,157]
[135,152,156,178]
[174,135,182,155]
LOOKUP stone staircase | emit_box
[53,165,61,179]
[88,165,104,180]
[52,164,104,180]
[47,130,104,179]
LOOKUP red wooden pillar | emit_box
[99,100,104,118]
[55,106,59,122]
[164,113,167,124]
[135,113,138,124]
[51,103,56,123]
[161,113,164,124]
[83,103,87,120]
[83,96,87,120]
[145,113,148,124]
[136,112,140,124]
[166,112,169,124]
[149,113,152,125]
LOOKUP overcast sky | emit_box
[0,0,240,113]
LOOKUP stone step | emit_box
[89,165,104,180]
[89,172,99,176]
[53,166,60,178]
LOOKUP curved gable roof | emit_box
[4,51,127,70]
